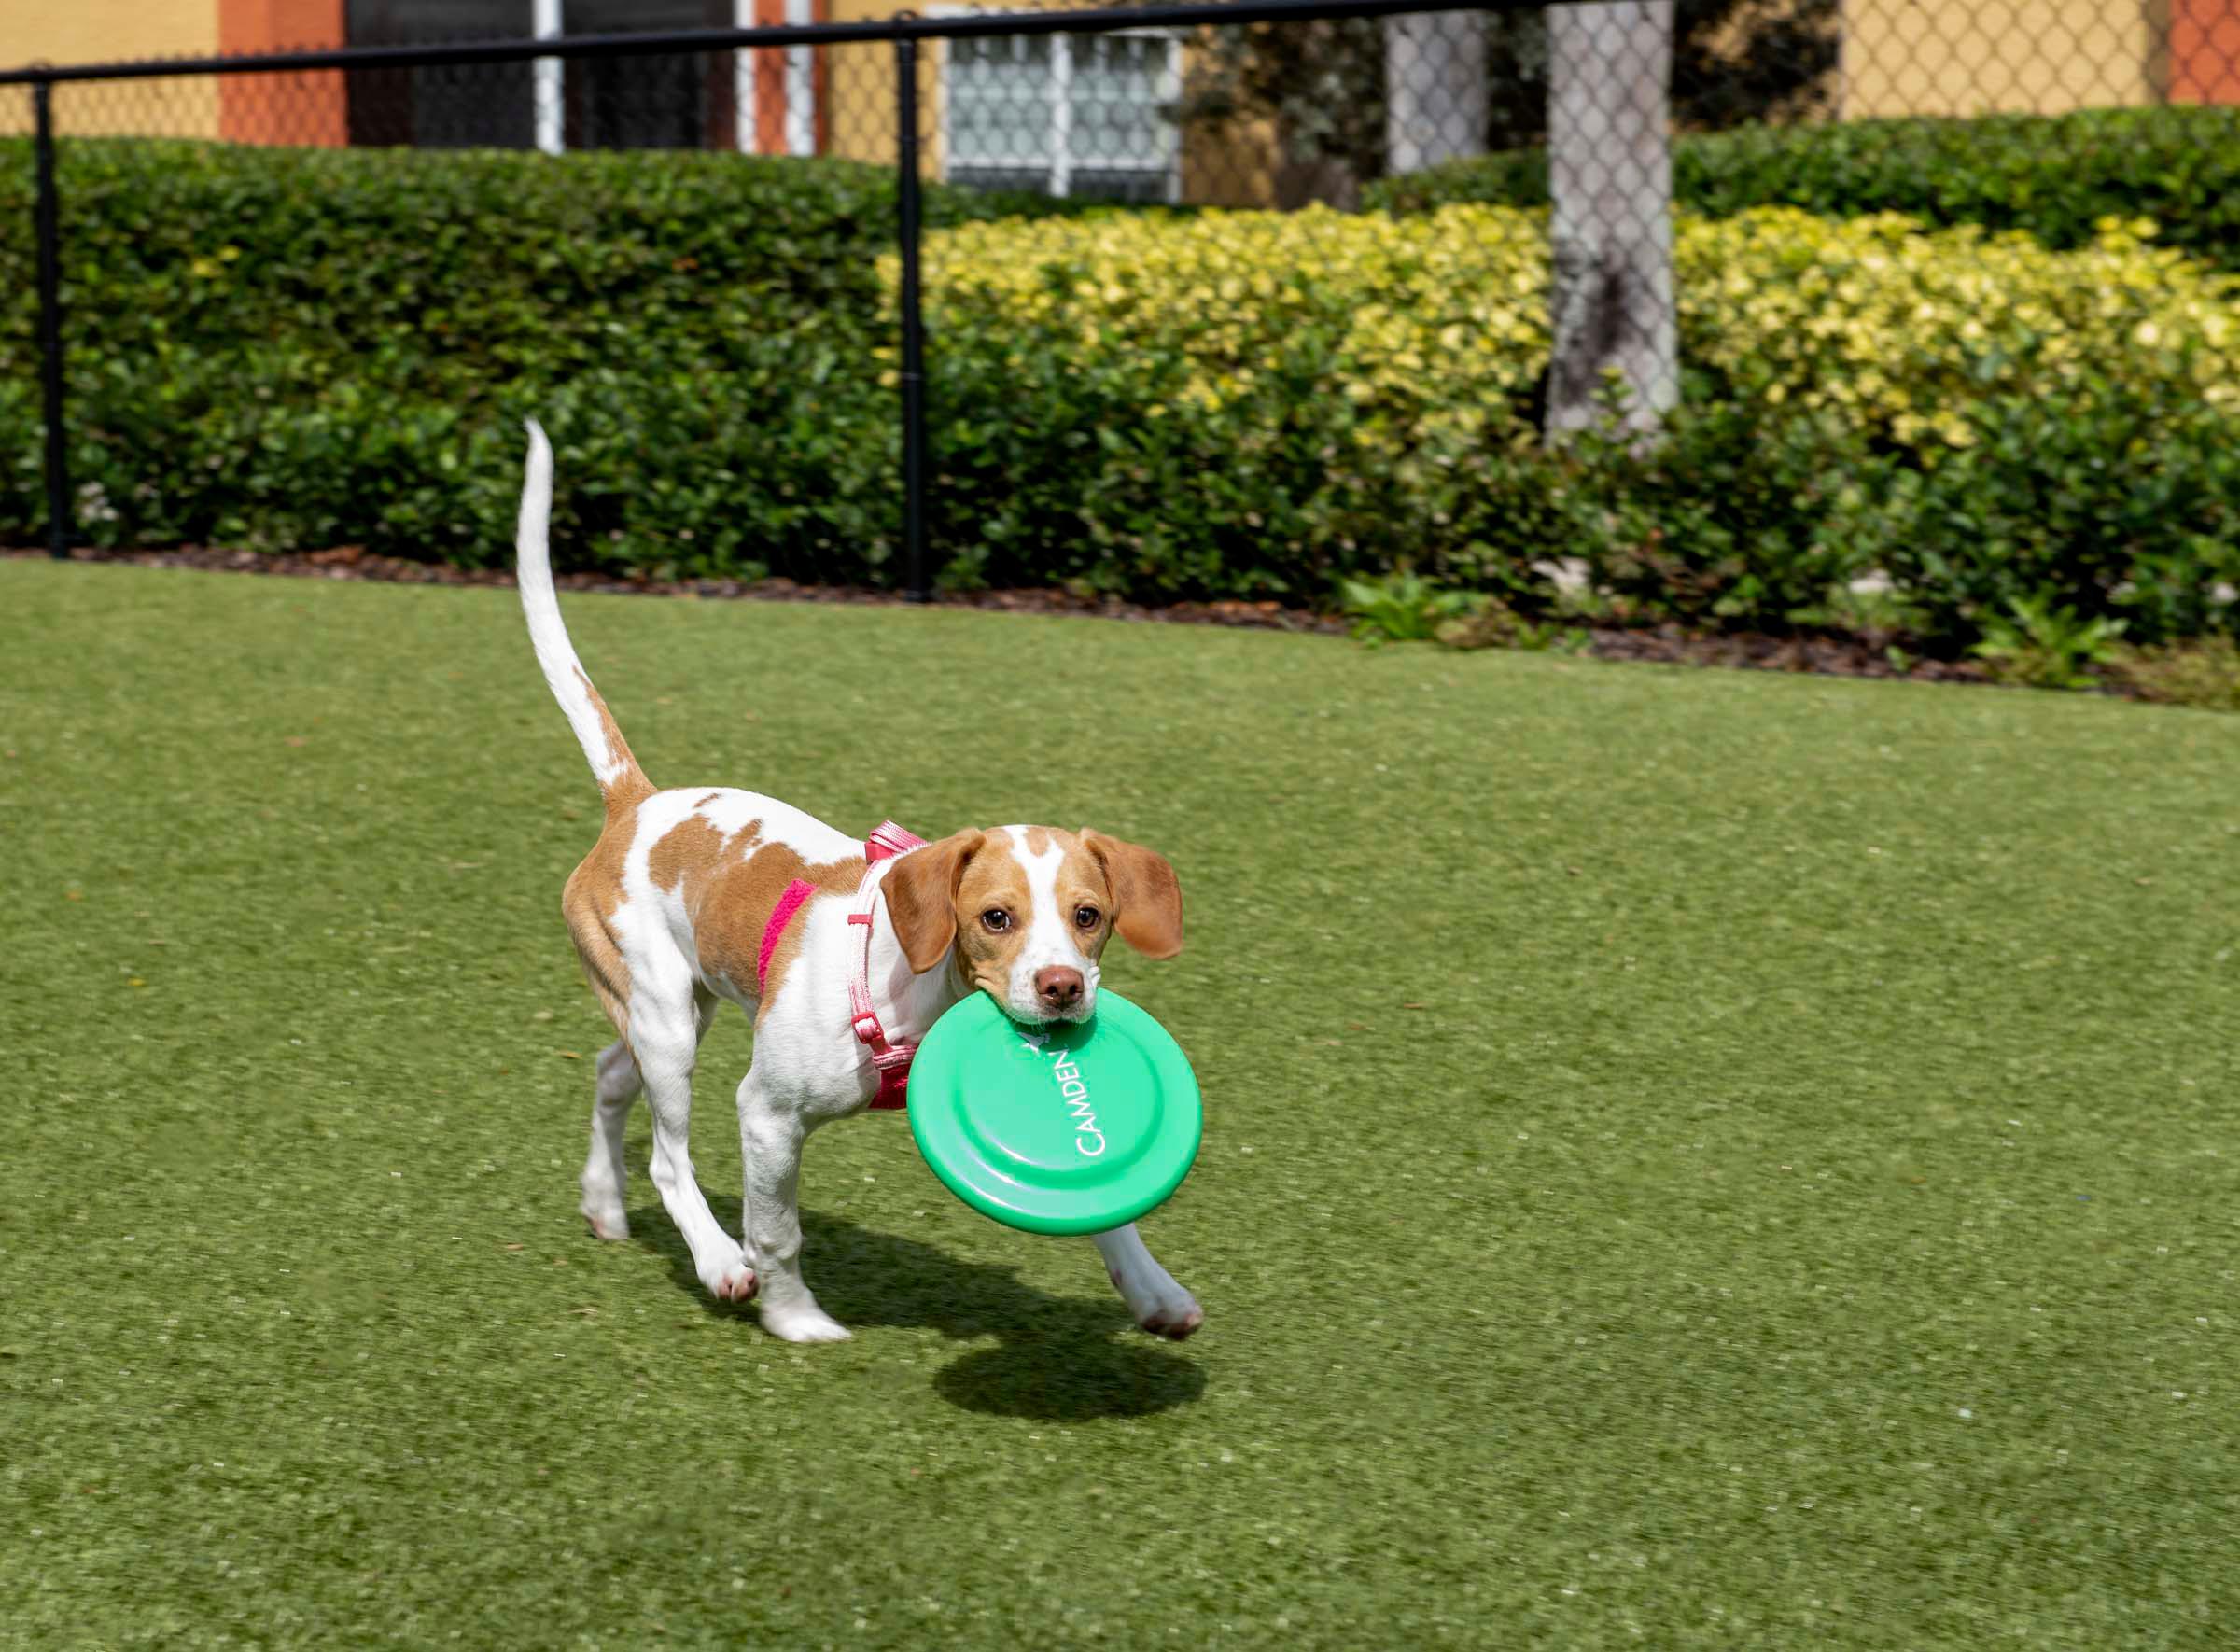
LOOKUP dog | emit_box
[513,424,1203,1344]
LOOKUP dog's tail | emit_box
[516,420,653,817]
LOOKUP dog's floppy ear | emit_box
[1081,831,1183,959]
[884,829,985,973]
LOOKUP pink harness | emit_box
[755,820,929,1111]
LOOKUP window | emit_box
[944,32,1180,203]
[345,0,537,149]
[343,0,739,153]
[562,0,728,152]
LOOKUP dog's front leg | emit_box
[1092,1225,1203,1340]
[736,1069,850,1342]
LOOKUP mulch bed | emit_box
[7,542,2007,689]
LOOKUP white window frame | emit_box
[732,0,819,159]
[933,16,1183,204]
[533,0,564,155]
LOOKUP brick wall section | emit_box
[217,0,346,145]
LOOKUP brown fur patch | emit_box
[950,830,1038,997]
[1048,833,1119,962]
[885,831,988,973]
[573,664,653,815]
[649,814,731,897]
[1082,830,1184,959]
[694,836,866,1013]
[562,813,640,1038]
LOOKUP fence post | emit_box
[893,25,931,604]
[32,77,70,561]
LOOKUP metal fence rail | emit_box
[6,0,2235,595]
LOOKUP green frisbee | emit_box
[907,990,1202,1238]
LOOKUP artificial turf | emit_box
[2,556,2235,1649]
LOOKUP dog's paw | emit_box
[1108,1263,1204,1341]
[760,1301,853,1343]
[1136,1295,1204,1341]
[700,1252,760,1305]
[581,1201,631,1242]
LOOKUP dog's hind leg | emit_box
[634,981,759,1304]
[580,1040,642,1240]
[581,992,719,1242]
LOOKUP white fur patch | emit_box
[1001,828,1099,1023]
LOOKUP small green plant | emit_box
[1434,604,1591,655]
[2104,635,2240,712]
[1969,595,2128,690]
[1340,573,1485,646]
[1794,576,1929,640]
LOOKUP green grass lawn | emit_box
[3,558,2236,1649]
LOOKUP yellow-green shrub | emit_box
[901,203,2240,637]
[1679,209,2240,449]
[915,206,1549,456]
[909,203,2240,458]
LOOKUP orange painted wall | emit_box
[0,0,219,137]
[744,0,830,155]
[218,0,347,146]
[2173,0,2240,102]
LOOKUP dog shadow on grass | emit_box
[624,1198,1207,1421]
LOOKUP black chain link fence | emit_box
[22,4,2226,202]
[5,1,2237,609]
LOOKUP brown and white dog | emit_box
[514,424,1202,1343]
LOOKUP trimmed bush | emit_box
[0,139,1075,572]
[1365,105,2240,270]
[911,207,1558,601]
[910,203,2240,640]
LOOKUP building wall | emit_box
[819,0,911,168]
[0,0,222,135]
[2172,0,2240,100]
[1841,0,2159,117]
[218,0,345,146]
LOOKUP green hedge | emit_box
[0,140,1080,575]
[4,138,2237,653]
[1365,106,2240,269]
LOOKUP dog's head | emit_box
[883,826,1182,1024]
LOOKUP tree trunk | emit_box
[1546,1,1677,443]
[1384,13,1489,175]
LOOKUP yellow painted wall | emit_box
[820,0,918,170]
[1842,0,2160,117]
[0,0,223,136]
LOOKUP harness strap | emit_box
[755,878,819,995]
[750,820,931,1112]
[866,820,927,863]
[851,820,930,1110]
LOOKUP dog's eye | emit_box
[980,908,1012,933]
[1074,905,1101,931]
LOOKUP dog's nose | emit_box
[1035,967,1085,1011]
